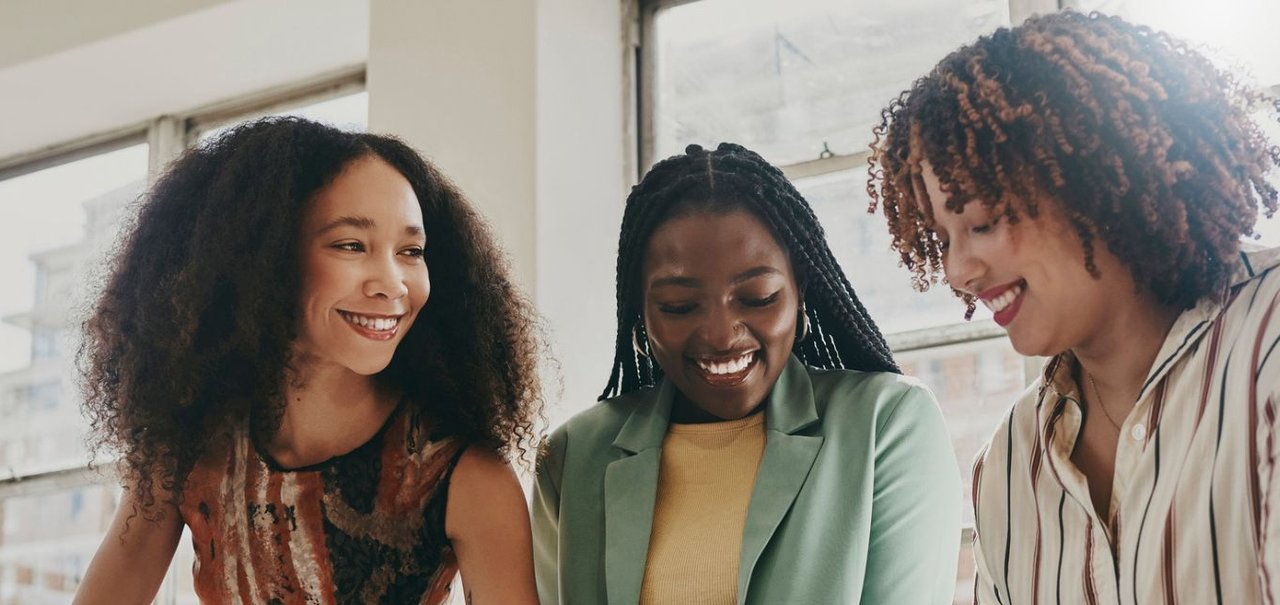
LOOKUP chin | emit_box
[345,358,394,376]
[1007,333,1064,359]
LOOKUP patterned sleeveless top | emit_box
[179,404,467,605]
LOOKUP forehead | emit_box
[917,160,999,227]
[642,209,792,282]
[306,156,423,226]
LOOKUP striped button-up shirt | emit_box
[972,244,1280,604]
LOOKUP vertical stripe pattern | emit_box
[970,246,1280,604]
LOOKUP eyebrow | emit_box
[649,266,782,289]
[316,215,424,237]
[731,266,782,285]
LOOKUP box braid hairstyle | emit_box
[868,11,1280,317]
[600,142,899,400]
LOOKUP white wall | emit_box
[367,1,538,286]
[369,0,629,424]
[535,0,632,422]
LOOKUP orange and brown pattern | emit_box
[179,405,466,605]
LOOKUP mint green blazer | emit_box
[533,356,962,605]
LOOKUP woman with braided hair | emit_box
[869,11,1280,603]
[533,142,961,604]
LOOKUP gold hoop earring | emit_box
[797,303,811,342]
[632,324,649,358]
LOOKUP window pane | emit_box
[0,145,149,602]
[955,535,977,604]
[1071,0,1280,86]
[797,168,991,333]
[0,484,118,603]
[897,337,1027,525]
[197,90,369,143]
[0,144,148,475]
[1258,107,1280,247]
[651,0,1010,166]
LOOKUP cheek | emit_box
[756,304,799,344]
[299,254,344,308]
[410,266,431,307]
[643,314,685,356]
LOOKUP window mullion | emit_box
[147,116,186,181]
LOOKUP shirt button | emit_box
[1131,424,1146,441]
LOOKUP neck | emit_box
[1072,292,1180,409]
[275,359,389,444]
[670,392,762,424]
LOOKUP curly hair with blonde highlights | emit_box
[868,10,1280,311]
[81,118,546,518]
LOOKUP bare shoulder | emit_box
[445,445,527,540]
[452,446,520,486]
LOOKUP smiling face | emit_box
[294,155,430,376]
[919,161,1142,357]
[641,208,801,421]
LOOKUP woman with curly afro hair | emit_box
[869,10,1280,603]
[73,117,543,605]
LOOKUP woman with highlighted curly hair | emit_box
[869,11,1280,603]
[73,118,543,605]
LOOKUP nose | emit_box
[363,251,410,300]
[942,235,983,295]
[700,304,745,352]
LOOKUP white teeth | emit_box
[341,312,399,332]
[696,353,754,375]
[982,284,1024,313]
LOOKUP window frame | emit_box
[0,68,367,605]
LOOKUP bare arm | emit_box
[73,481,183,605]
[446,447,539,605]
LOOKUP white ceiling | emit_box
[0,0,369,161]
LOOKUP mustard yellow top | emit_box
[639,411,767,605]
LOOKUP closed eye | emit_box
[332,241,365,252]
[742,292,780,307]
[658,303,696,315]
[400,246,425,258]
[971,214,1003,235]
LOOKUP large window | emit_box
[647,0,1011,165]
[0,77,367,605]
[0,142,149,605]
[641,0,1279,602]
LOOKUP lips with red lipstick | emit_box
[978,279,1027,328]
[337,310,407,342]
[689,350,760,387]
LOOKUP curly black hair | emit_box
[80,117,545,516]
[868,10,1280,312]
[600,142,899,400]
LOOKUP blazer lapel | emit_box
[603,381,674,605]
[737,356,823,601]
